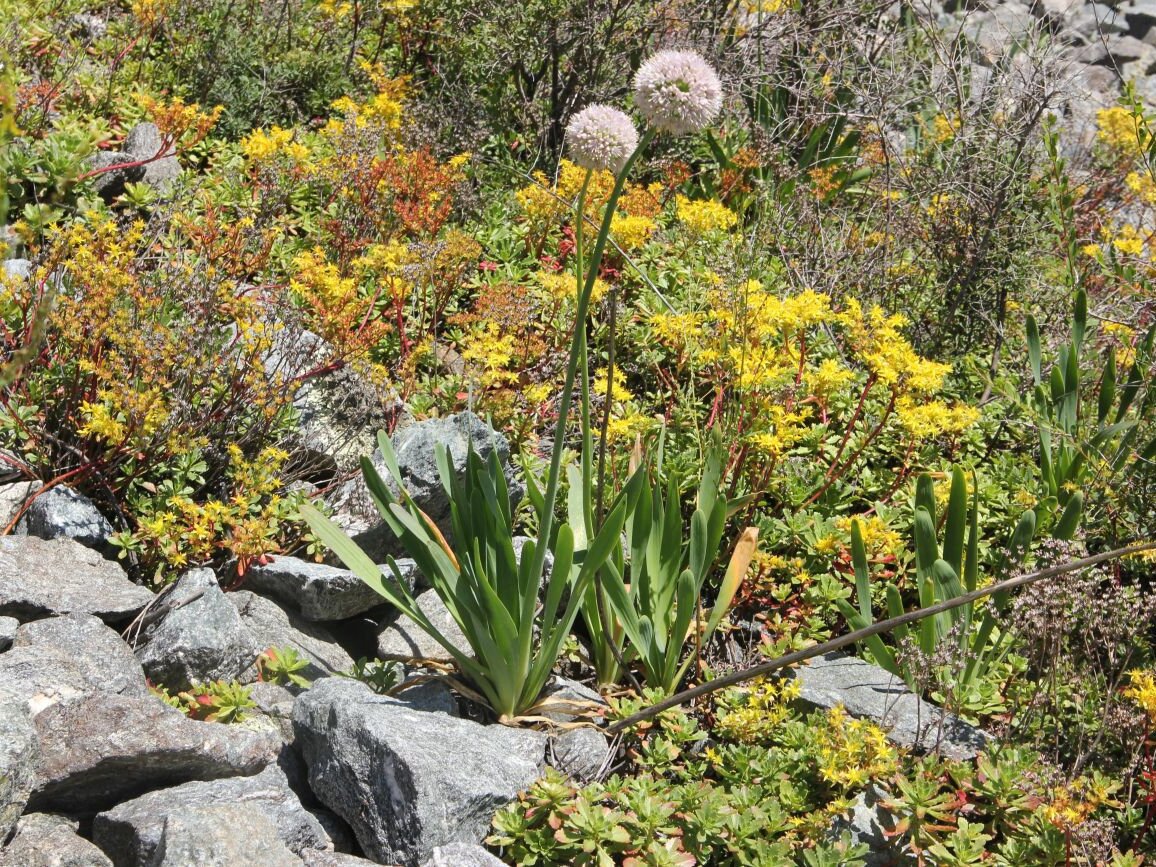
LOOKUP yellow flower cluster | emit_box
[839,299,951,393]
[610,213,657,250]
[240,126,310,163]
[79,388,169,447]
[816,516,903,560]
[328,63,406,131]
[1125,669,1156,723]
[1097,105,1143,155]
[675,195,739,234]
[812,706,899,791]
[534,270,609,305]
[515,159,614,227]
[746,406,812,459]
[895,396,980,441]
[1040,774,1121,831]
[714,677,802,743]
[460,321,518,388]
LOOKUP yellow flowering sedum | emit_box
[675,195,739,234]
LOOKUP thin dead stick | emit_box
[606,540,1156,734]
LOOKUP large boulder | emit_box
[242,556,398,622]
[293,678,546,866]
[149,804,300,867]
[229,590,355,681]
[790,652,990,761]
[134,569,261,690]
[92,764,331,865]
[0,691,37,842]
[0,812,113,866]
[328,412,519,562]
[27,692,278,812]
[16,485,115,556]
[0,536,152,623]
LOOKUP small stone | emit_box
[825,785,905,867]
[150,804,300,867]
[28,692,278,812]
[123,122,181,189]
[243,555,400,621]
[18,485,115,556]
[293,678,546,865]
[0,536,152,624]
[0,812,113,866]
[134,569,260,690]
[376,589,471,662]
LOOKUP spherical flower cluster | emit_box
[565,104,639,173]
[633,49,723,135]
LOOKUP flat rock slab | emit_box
[13,613,148,700]
[0,812,113,866]
[0,536,152,623]
[294,678,545,866]
[93,764,330,865]
[28,692,278,812]
[243,555,392,621]
[790,652,990,761]
[150,804,300,866]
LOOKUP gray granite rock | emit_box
[294,678,546,866]
[135,569,260,690]
[0,481,39,528]
[27,692,278,812]
[1,258,31,280]
[300,852,381,867]
[18,485,114,555]
[420,843,508,867]
[0,690,37,842]
[150,804,300,867]
[550,728,610,782]
[0,812,113,866]
[328,412,519,562]
[376,589,471,662]
[0,616,16,651]
[13,614,147,699]
[123,122,181,188]
[826,785,905,867]
[0,536,152,623]
[262,328,401,480]
[790,652,990,761]
[92,764,330,865]
[229,590,355,680]
[243,555,396,621]
[86,150,145,198]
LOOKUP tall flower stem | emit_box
[524,131,654,592]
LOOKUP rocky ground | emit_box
[0,406,987,867]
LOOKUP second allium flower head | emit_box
[566,104,639,173]
[633,49,722,136]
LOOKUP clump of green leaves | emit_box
[152,679,257,723]
[257,646,311,688]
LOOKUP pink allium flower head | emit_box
[565,104,639,173]
[633,49,723,135]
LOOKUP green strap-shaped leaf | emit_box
[1098,348,1117,426]
[851,520,873,623]
[942,468,967,577]
[913,507,939,582]
[1054,491,1084,541]
[1026,315,1042,386]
